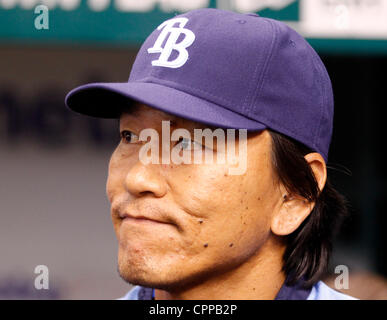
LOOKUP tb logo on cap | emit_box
[148,17,195,69]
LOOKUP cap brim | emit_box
[65,82,267,131]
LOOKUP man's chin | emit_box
[117,264,174,290]
[116,263,220,293]
[118,273,175,292]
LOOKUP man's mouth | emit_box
[120,212,172,226]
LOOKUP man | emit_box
[65,8,356,300]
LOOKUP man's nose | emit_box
[124,161,167,198]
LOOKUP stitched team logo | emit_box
[147,17,195,68]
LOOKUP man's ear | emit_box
[271,152,327,236]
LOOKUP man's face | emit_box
[106,103,284,290]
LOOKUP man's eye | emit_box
[121,130,139,144]
[176,138,202,151]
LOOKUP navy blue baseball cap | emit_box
[65,8,334,161]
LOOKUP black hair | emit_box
[269,130,349,288]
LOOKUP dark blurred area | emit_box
[320,55,387,299]
[1,0,387,300]
[323,55,387,277]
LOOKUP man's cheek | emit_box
[112,219,121,239]
[181,187,230,215]
[106,171,122,203]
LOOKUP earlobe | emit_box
[270,152,326,237]
[271,197,314,236]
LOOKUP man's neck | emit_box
[155,235,286,300]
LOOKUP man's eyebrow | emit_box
[123,102,141,116]
[169,119,178,127]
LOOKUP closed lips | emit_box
[120,213,170,224]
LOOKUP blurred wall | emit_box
[0,45,138,299]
